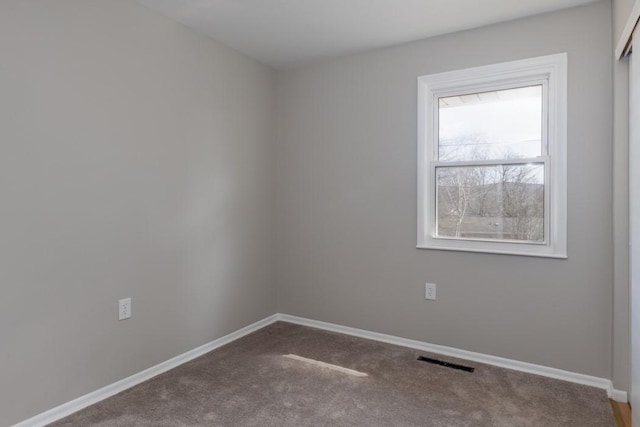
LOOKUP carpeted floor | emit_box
[50,322,615,426]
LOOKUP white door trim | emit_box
[616,0,640,59]
[629,29,640,426]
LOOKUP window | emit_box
[417,54,567,258]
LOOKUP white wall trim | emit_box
[276,314,628,402]
[616,0,640,59]
[611,388,629,402]
[416,53,568,259]
[12,312,628,426]
[12,314,280,427]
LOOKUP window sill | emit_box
[416,244,568,259]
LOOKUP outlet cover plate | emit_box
[118,298,132,320]
[425,283,436,300]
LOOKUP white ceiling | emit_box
[136,0,598,69]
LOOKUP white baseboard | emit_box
[12,314,280,427]
[611,388,628,403]
[276,314,629,403]
[13,312,628,426]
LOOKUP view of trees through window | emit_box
[435,85,545,242]
[436,163,544,242]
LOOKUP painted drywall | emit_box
[0,1,277,425]
[612,0,633,394]
[276,1,613,380]
[612,57,631,394]
[614,0,636,42]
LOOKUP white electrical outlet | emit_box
[118,298,132,320]
[425,283,436,300]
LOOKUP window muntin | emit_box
[417,54,567,258]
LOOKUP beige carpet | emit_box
[50,322,615,426]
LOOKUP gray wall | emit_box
[612,0,633,395]
[0,1,277,425]
[614,0,636,41]
[2,1,624,424]
[276,1,614,380]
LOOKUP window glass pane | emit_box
[438,85,542,161]
[436,163,544,242]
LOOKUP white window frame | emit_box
[417,54,567,258]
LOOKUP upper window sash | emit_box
[432,79,549,162]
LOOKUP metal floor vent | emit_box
[417,356,475,373]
